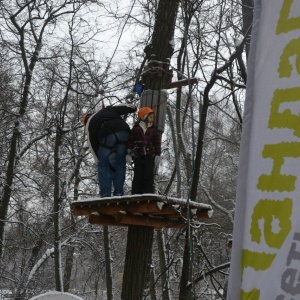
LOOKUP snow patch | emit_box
[186,281,192,287]
[234,37,243,47]
[29,291,83,299]
[191,209,197,215]
[157,202,163,210]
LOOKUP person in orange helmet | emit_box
[127,107,161,194]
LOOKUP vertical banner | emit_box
[227,0,300,299]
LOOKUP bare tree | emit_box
[0,0,91,260]
[0,0,251,298]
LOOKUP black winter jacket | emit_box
[86,104,136,162]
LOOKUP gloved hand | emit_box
[126,154,133,164]
[127,149,137,160]
[154,156,161,167]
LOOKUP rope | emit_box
[101,0,137,85]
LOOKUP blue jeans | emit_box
[98,130,129,197]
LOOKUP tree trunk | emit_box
[166,106,181,197]
[54,127,63,291]
[177,5,202,298]
[121,1,180,299]
[242,0,254,58]
[104,226,113,300]
[178,75,209,300]
[121,225,154,299]
[0,9,44,258]
[157,230,171,300]
[64,164,81,292]
[63,245,75,293]
[189,98,209,200]
[13,216,53,300]
[0,124,19,259]
[149,258,157,300]
[179,229,193,300]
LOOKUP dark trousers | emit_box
[132,155,155,194]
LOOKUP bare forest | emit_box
[0,0,252,299]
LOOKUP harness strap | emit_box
[113,132,128,145]
[133,141,154,156]
[100,131,128,149]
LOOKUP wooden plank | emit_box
[71,194,213,228]
[72,194,212,210]
[84,212,210,228]
[148,205,200,216]
[89,214,125,227]
[96,201,163,216]
[72,206,92,216]
[116,212,186,229]
[72,204,108,216]
[95,203,129,215]
[166,77,198,89]
[72,203,211,219]
[194,209,211,220]
[126,201,162,214]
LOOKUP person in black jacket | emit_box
[82,103,137,197]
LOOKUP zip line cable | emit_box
[100,0,137,87]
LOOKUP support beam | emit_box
[166,77,198,89]
[116,212,185,229]
[89,214,122,227]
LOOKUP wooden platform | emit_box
[71,194,213,229]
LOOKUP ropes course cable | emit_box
[101,0,137,86]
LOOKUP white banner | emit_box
[227,0,300,299]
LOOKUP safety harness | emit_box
[99,122,128,150]
[133,141,154,156]
[99,122,128,173]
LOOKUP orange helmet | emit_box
[81,113,93,126]
[138,107,154,120]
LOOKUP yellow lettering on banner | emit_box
[269,88,300,137]
[277,0,300,34]
[242,249,276,271]
[251,198,292,248]
[257,142,300,192]
[278,38,300,78]
[240,289,260,300]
